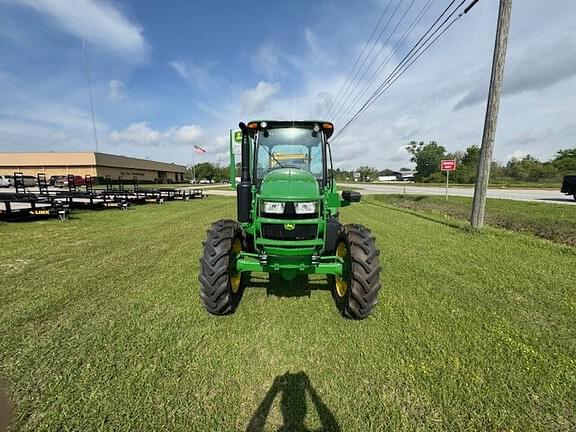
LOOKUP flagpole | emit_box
[192,144,196,184]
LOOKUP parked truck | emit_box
[561,175,576,201]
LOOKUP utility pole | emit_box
[471,0,512,229]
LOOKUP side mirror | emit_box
[342,190,361,203]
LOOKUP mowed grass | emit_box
[1,197,575,431]
[372,194,576,247]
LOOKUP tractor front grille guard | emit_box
[261,223,317,241]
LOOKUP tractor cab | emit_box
[250,121,332,187]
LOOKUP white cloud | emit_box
[108,79,125,102]
[241,81,280,115]
[109,122,160,145]
[506,150,530,161]
[5,0,146,58]
[171,125,202,143]
[170,60,220,91]
[109,122,204,147]
[0,100,107,151]
[455,35,576,110]
[251,42,284,80]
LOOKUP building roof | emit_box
[0,152,186,173]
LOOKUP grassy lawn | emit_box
[370,194,576,247]
[1,197,575,431]
[401,182,560,190]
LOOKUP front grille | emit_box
[261,223,317,240]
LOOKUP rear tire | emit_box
[331,224,381,319]
[199,219,245,315]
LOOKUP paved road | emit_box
[189,183,575,205]
[6,184,571,205]
[339,183,575,205]
[190,183,575,204]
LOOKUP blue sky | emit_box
[0,0,575,169]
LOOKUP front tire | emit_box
[331,224,381,319]
[199,219,245,315]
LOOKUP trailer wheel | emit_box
[331,224,381,319]
[199,219,245,315]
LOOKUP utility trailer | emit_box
[111,176,205,203]
[0,191,69,221]
[38,174,111,209]
[0,173,69,221]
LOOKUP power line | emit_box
[333,0,480,141]
[335,0,478,139]
[358,0,468,109]
[328,0,404,119]
[326,0,394,118]
[332,0,418,126]
[334,16,461,141]
[334,0,435,127]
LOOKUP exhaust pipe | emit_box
[237,122,252,222]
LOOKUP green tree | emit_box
[406,141,446,181]
[551,148,576,173]
[452,145,481,183]
[188,162,221,182]
[357,166,379,182]
[506,155,559,182]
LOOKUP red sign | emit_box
[440,160,457,171]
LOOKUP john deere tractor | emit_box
[199,120,381,319]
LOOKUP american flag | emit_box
[193,144,206,154]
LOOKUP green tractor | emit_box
[199,120,381,319]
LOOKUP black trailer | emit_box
[0,192,70,221]
[37,173,116,209]
[561,175,576,201]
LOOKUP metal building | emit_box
[0,152,187,183]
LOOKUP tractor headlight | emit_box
[294,201,317,214]
[261,201,285,214]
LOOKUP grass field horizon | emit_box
[1,197,575,431]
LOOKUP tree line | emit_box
[189,144,576,184]
[406,141,576,183]
[186,163,229,183]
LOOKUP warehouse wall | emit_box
[0,166,97,177]
[0,152,186,183]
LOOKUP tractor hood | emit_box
[259,168,320,201]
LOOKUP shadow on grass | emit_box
[0,379,10,432]
[246,371,340,432]
[244,273,332,298]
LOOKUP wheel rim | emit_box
[335,241,349,297]
[230,238,242,293]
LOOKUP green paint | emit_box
[259,168,319,201]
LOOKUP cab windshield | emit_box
[255,127,323,181]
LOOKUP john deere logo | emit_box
[284,223,295,231]
[234,131,242,142]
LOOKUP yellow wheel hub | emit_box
[335,241,349,297]
[230,238,242,293]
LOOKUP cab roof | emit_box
[246,120,334,139]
